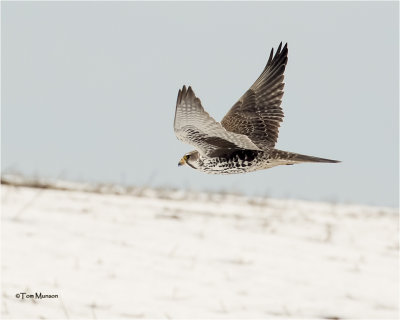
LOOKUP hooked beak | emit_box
[178,157,186,167]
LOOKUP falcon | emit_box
[174,42,339,174]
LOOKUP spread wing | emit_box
[174,86,261,157]
[221,42,288,149]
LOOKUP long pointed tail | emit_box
[272,149,340,164]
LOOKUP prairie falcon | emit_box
[174,42,339,174]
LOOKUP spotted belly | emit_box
[197,150,277,175]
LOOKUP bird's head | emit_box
[178,150,200,168]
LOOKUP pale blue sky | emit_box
[2,2,399,207]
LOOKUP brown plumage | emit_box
[174,42,340,174]
[221,42,287,149]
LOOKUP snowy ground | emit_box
[1,180,398,319]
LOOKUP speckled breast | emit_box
[199,150,270,174]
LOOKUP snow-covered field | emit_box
[1,180,398,319]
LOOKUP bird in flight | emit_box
[174,42,339,174]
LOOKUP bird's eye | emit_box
[185,155,190,160]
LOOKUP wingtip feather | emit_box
[177,85,188,105]
[267,48,274,64]
[277,42,282,53]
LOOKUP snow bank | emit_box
[1,181,398,319]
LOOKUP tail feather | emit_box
[272,149,340,164]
